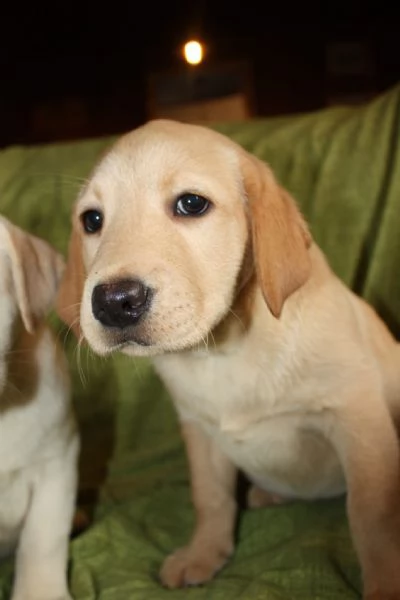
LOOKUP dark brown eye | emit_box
[174,193,210,217]
[81,209,103,234]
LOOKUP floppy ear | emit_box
[241,153,312,318]
[0,217,65,334]
[56,224,85,338]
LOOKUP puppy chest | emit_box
[214,416,344,498]
[155,346,314,429]
[155,353,345,499]
[155,351,266,425]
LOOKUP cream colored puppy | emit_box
[58,120,400,600]
[0,216,79,600]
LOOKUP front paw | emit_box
[160,541,233,588]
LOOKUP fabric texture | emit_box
[1,85,400,599]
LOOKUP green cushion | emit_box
[1,84,400,599]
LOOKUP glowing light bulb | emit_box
[183,40,203,65]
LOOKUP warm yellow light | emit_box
[183,40,203,65]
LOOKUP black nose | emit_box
[92,279,152,328]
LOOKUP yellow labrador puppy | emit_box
[0,216,79,600]
[58,120,400,600]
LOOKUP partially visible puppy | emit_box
[0,216,79,600]
[57,120,400,600]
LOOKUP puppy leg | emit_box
[160,420,237,588]
[330,386,400,600]
[11,437,78,600]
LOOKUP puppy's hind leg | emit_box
[247,484,290,508]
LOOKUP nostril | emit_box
[122,300,131,313]
[127,280,149,308]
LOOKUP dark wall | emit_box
[1,1,399,147]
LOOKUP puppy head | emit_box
[57,120,311,357]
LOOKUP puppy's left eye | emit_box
[174,193,210,217]
[81,209,103,234]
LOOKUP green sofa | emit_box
[1,84,400,599]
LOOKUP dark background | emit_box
[1,0,400,148]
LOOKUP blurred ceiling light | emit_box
[183,40,203,65]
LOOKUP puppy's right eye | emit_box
[81,209,103,234]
